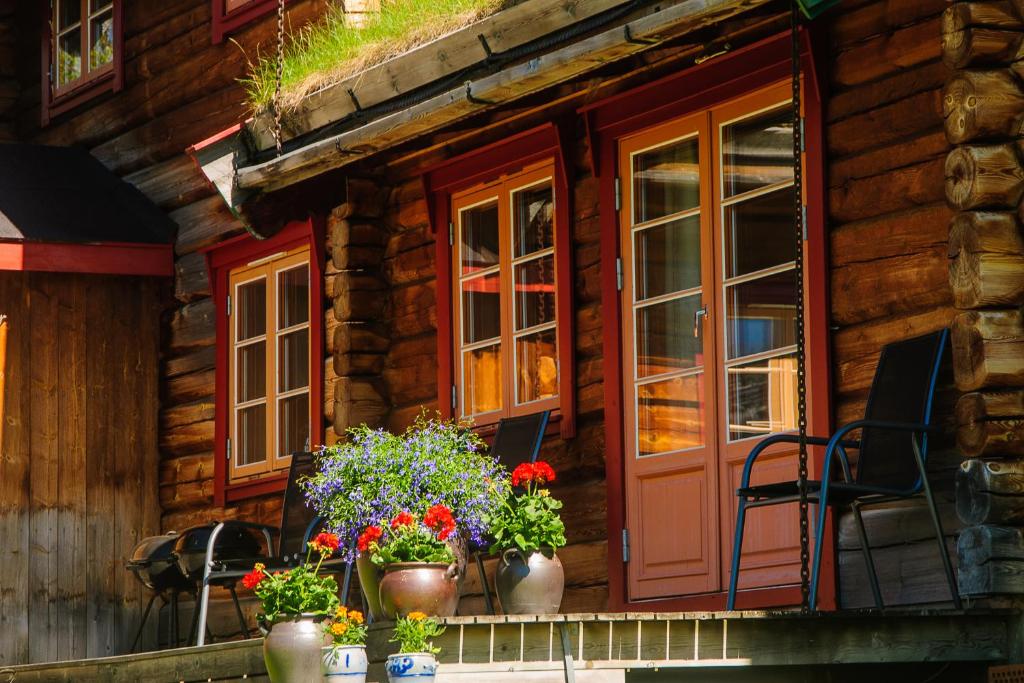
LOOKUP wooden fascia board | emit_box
[0,241,173,276]
[235,0,768,194]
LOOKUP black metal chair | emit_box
[192,451,354,645]
[726,329,960,611]
[476,410,550,614]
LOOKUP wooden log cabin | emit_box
[3,0,1024,677]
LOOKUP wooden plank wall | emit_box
[0,272,160,665]
[0,2,15,141]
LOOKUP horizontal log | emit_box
[159,479,214,512]
[174,251,211,303]
[831,247,950,326]
[159,419,214,458]
[164,368,215,405]
[943,2,1023,34]
[831,0,947,48]
[386,243,434,286]
[839,536,958,609]
[957,390,1024,457]
[827,88,942,160]
[831,203,950,268]
[160,400,215,431]
[830,156,945,224]
[945,144,1024,211]
[943,27,1024,69]
[171,195,245,256]
[958,524,1024,566]
[124,154,212,211]
[168,298,215,353]
[332,244,386,271]
[837,499,960,551]
[943,70,1024,144]
[159,452,214,487]
[334,322,390,355]
[956,458,1024,525]
[332,272,388,322]
[165,344,216,379]
[952,309,1024,390]
[333,377,388,433]
[958,558,1024,594]
[948,211,1024,308]
[834,17,941,89]
[829,131,950,190]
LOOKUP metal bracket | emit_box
[465,82,496,105]
[558,623,576,683]
[477,34,494,59]
[347,88,363,113]
[624,24,657,45]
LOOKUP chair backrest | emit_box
[490,411,550,470]
[855,329,948,490]
[278,451,318,560]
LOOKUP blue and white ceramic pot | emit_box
[385,653,438,683]
[322,644,368,682]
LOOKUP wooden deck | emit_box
[1,610,1017,682]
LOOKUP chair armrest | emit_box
[738,433,857,489]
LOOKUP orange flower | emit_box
[407,611,428,621]
[310,532,341,555]
[357,525,383,552]
[242,565,266,590]
[349,610,364,624]
[532,461,556,485]
[391,511,416,529]
[511,463,534,487]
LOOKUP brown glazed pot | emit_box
[495,548,564,615]
[378,562,460,618]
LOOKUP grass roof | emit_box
[243,0,510,112]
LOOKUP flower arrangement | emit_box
[363,508,456,567]
[485,462,566,554]
[303,413,510,559]
[324,605,368,646]
[242,532,342,622]
[391,612,445,655]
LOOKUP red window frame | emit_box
[580,29,833,612]
[424,122,577,440]
[41,0,124,125]
[204,217,326,505]
[212,0,284,44]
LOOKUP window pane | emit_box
[90,0,113,11]
[237,341,266,402]
[279,393,310,456]
[722,106,793,198]
[632,136,699,224]
[278,328,309,392]
[460,201,499,274]
[637,374,705,456]
[516,327,557,404]
[278,264,309,329]
[57,0,80,30]
[89,10,113,70]
[727,354,797,441]
[724,188,794,279]
[725,269,796,360]
[237,405,267,466]
[634,215,700,301]
[514,255,555,331]
[635,294,703,378]
[513,183,554,257]
[237,279,266,341]
[57,30,82,86]
[463,344,502,415]
[461,273,501,344]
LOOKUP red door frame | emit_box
[584,29,834,612]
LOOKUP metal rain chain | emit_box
[273,0,286,156]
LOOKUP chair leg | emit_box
[851,501,883,610]
[187,591,201,646]
[341,560,354,606]
[809,486,831,611]
[922,483,962,610]
[130,593,158,653]
[229,584,250,639]
[171,591,180,649]
[195,577,213,646]
[726,499,748,611]
[476,552,495,615]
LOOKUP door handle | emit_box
[693,306,708,338]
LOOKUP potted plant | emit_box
[485,461,567,614]
[385,612,445,683]
[364,507,459,618]
[242,533,341,683]
[303,413,509,620]
[321,605,368,682]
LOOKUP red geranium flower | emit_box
[532,461,556,485]
[391,511,416,529]
[357,525,383,552]
[310,532,341,555]
[242,564,266,590]
[511,463,535,487]
[423,504,456,541]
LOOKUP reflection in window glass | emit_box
[462,274,501,344]
[237,279,266,341]
[514,255,555,331]
[632,137,700,224]
[723,188,793,279]
[57,31,82,86]
[279,393,310,456]
[634,215,701,300]
[724,269,797,361]
[637,374,705,456]
[464,345,502,415]
[727,354,797,440]
[513,183,554,257]
[722,106,793,197]
[89,11,114,70]
[237,342,266,403]
[278,329,309,393]
[516,327,557,404]
[237,405,267,466]
[278,265,309,329]
[460,201,500,274]
[635,295,703,378]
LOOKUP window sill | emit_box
[225,472,289,503]
[45,69,116,123]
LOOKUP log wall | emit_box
[0,272,161,664]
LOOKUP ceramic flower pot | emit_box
[356,553,386,622]
[379,562,459,618]
[386,653,438,683]
[263,613,330,683]
[322,644,368,682]
[496,548,564,615]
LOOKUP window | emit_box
[212,0,284,43]
[44,0,122,121]
[452,163,560,426]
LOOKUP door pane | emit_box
[89,10,113,69]
[513,183,554,257]
[278,264,309,329]
[460,201,500,274]
[632,136,700,224]
[723,188,794,279]
[516,327,557,404]
[727,353,798,441]
[722,106,793,198]
[514,255,555,331]
[279,393,310,456]
[635,294,703,378]
[237,404,267,466]
[57,30,82,86]
[637,374,705,455]
[463,344,502,415]
[634,215,701,300]
[237,341,266,402]
[724,269,796,360]
[461,273,501,344]
[278,328,309,392]
[237,279,266,341]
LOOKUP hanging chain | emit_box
[273,0,285,156]
[790,0,811,615]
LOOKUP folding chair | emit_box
[726,329,960,611]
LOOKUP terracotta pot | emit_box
[263,613,330,683]
[379,562,459,618]
[496,548,564,615]
[322,644,368,682]
[386,653,438,683]
[356,553,386,622]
